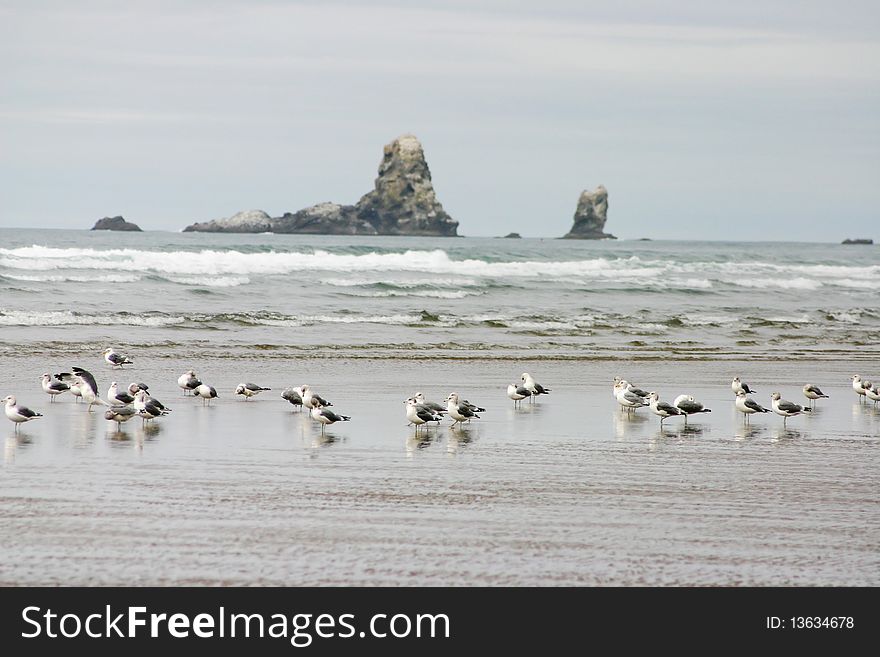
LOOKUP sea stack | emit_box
[181,135,458,236]
[91,216,142,231]
[562,186,616,239]
[354,134,458,236]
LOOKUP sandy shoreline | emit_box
[0,355,877,585]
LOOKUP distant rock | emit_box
[841,238,873,245]
[562,186,616,239]
[91,215,141,232]
[183,209,273,233]
[501,232,522,239]
[181,135,458,236]
[355,134,458,236]
[273,202,376,235]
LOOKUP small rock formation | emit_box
[91,216,142,231]
[841,238,873,245]
[502,232,522,239]
[183,209,273,233]
[273,203,376,235]
[181,135,458,236]
[562,186,616,239]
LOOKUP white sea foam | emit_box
[0,310,185,327]
[4,273,141,283]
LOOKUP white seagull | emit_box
[770,392,811,427]
[103,348,133,368]
[851,375,871,403]
[195,384,219,405]
[40,373,70,402]
[445,392,480,426]
[310,402,351,434]
[731,377,757,396]
[521,373,551,403]
[413,392,447,415]
[134,390,170,422]
[235,382,271,400]
[801,384,829,408]
[107,381,135,406]
[735,390,770,423]
[71,367,107,412]
[673,394,712,425]
[405,397,442,433]
[647,392,684,426]
[55,372,83,403]
[3,395,42,431]
[507,383,532,407]
[866,386,880,406]
[281,387,304,411]
[177,370,202,396]
[614,380,648,412]
[301,385,332,409]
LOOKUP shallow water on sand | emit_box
[1,356,876,586]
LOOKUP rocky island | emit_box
[91,215,142,231]
[183,135,458,236]
[562,186,616,239]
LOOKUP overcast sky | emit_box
[1,0,877,240]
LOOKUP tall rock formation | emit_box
[562,186,616,239]
[355,134,458,236]
[181,135,458,236]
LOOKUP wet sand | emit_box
[0,356,877,585]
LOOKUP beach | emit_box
[1,353,877,586]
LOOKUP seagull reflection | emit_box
[613,408,648,439]
[733,423,765,441]
[446,425,476,454]
[4,434,31,464]
[106,428,132,443]
[405,434,434,456]
[771,427,802,442]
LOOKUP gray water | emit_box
[1,230,878,360]
[0,231,878,585]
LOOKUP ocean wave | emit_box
[1,246,877,294]
[3,273,142,283]
[0,310,185,327]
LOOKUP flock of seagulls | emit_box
[612,375,848,428]
[3,349,879,438]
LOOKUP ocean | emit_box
[1,229,878,361]
[1,229,878,586]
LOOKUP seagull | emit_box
[301,385,332,409]
[735,390,770,423]
[107,381,135,406]
[310,401,350,434]
[103,348,133,369]
[3,395,42,431]
[851,375,871,403]
[460,398,486,414]
[866,385,880,406]
[507,383,532,407]
[127,382,150,396]
[618,379,650,399]
[134,390,170,422]
[55,372,83,403]
[673,394,712,425]
[405,397,442,432]
[235,382,271,400]
[413,392,447,415]
[104,405,138,429]
[521,372,550,403]
[802,384,829,408]
[731,377,757,395]
[71,367,107,412]
[195,384,218,405]
[177,370,202,396]
[40,373,70,402]
[445,392,480,426]
[281,387,304,411]
[133,387,171,414]
[770,392,811,427]
[647,391,684,426]
[614,380,648,412]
